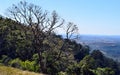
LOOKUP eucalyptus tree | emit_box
[7,1,64,73]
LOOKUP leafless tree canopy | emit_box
[7,1,64,33]
[64,22,79,39]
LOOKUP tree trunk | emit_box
[37,48,47,73]
[34,36,47,73]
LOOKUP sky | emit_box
[0,0,120,35]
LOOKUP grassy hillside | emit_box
[0,64,44,75]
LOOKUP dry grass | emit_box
[0,65,44,75]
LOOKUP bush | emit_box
[92,67,115,75]
[21,60,39,72]
[66,63,81,75]
[9,58,39,72]
[9,58,22,69]
[1,55,11,66]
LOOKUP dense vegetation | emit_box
[0,1,120,75]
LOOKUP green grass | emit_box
[0,64,44,75]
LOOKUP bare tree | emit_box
[45,22,79,70]
[7,1,64,73]
[64,22,79,39]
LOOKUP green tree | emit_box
[0,19,34,60]
[79,55,96,69]
[93,67,115,75]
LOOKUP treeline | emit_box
[0,1,120,75]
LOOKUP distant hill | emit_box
[79,35,120,61]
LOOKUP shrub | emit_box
[21,60,39,72]
[9,58,39,72]
[58,71,67,75]
[1,55,11,66]
[9,58,22,69]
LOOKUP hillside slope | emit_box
[0,65,44,75]
[0,13,120,74]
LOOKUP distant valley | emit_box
[79,35,120,61]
